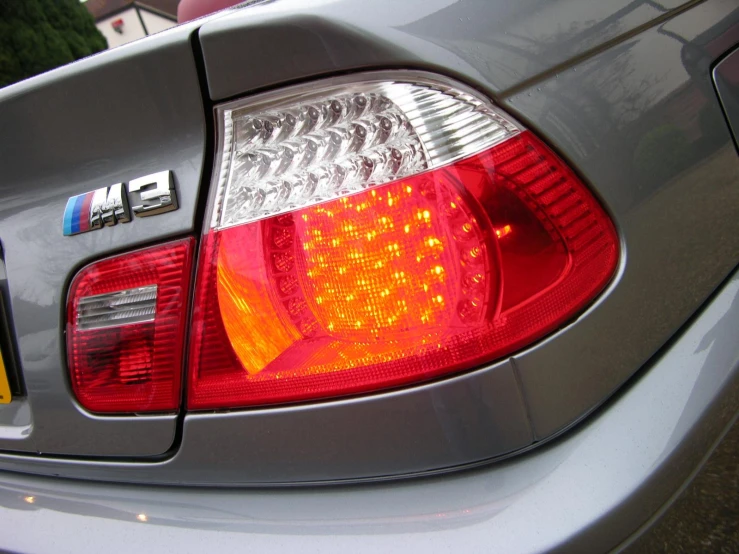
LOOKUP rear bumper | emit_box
[1,268,738,554]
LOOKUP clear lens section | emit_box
[77,285,157,330]
[212,75,520,229]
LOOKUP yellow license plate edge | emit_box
[0,348,12,404]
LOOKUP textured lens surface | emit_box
[189,130,618,409]
[67,240,194,413]
[212,77,520,229]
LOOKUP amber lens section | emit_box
[216,223,302,374]
[216,176,495,375]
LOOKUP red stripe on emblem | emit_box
[78,191,95,232]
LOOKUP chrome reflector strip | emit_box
[76,285,157,330]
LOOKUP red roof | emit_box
[177,0,243,22]
[85,0,180,22]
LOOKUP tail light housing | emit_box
[186,73,619,410]
[65,73,617,414]
[66,239,194,413]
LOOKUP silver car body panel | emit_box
[714,45,739,150]
[1,263,737,553]
[0,22,211,456]
[503,0,739,438]
[198,0,703,101]
[0,0,736,489]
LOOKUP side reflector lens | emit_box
[67,239,194,413]
[188,131,618,409]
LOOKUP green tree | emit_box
[0,0,107,88]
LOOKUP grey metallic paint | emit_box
[198,0,701,101]
[0,0,735,491]
[0,359,532,484]
[1,264,737,553]
[0,21,206,456]
[714,45,739,151]
[505,0,739,438]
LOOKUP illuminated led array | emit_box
[212,75,520,229]
[295,180,456,341]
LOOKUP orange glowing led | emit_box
[295,180,458,341]
[495,225,512,239]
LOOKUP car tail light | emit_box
[187,73,619,410]
[66,239,194,413]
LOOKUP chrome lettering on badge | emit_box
[63,171,178,236]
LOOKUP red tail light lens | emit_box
[67,239,194,413]
[188,129,618,409]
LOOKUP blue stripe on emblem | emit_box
[63,196,80,236]
[70,194,86,235]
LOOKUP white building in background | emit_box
[84,0,179,49]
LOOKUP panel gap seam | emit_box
[509,356,538,442]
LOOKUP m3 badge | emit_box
[63,170,178,236]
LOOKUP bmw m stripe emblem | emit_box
[62,171,178,236]
[63,191,96,236]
